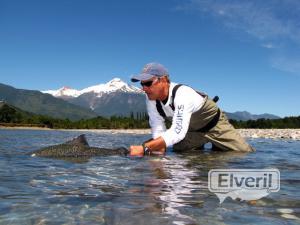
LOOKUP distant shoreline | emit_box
[1,126,300,140]
[0,125,151,134]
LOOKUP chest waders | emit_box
[156,84,220,133]
[155,84,254,152]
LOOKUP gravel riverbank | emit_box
[238,129,300,140]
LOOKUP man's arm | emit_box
[129,137,166,156]
[129,99,167,156]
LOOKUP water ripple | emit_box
[0,129,299,225]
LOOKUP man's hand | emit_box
[129,145,166,157]
[130,137,167,157]
[129,145,144,156]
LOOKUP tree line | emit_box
[0,103,149,129]
[229,117,300,129]
[0,103,299,129]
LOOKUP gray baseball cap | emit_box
[131,62,169,82]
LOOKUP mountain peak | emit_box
[108,77,123,83]
[106,78,128,89]
[42,78,142,98]
[104,78,141,93]
[225,111,280,121]
[43,86,80,97]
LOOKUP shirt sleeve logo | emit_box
[175,105,184,134]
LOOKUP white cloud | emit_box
[177,0,300,41]
[176,0,300,75]
[271,56,300,74]
[261,43,275,49]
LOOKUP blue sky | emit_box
[0,0,299,117]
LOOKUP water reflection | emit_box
[142,149,251,225]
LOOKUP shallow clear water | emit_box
[0,128,299,225]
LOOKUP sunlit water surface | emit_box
[0,129,299,225]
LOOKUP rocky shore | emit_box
[238,129,300,140]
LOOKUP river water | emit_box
[0,128,299,225]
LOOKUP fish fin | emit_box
[65,134,89,147]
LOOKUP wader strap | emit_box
[156,100,167,118]
[155,83,219,119]
[197,108,221,133]
[155,84,183,118]
[170,84,183,110]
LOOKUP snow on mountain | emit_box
[79,78,141,96]
[43,86,81,97]
[42,78,142,98]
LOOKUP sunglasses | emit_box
[140,78,158,87]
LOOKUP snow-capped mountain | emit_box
[42,78,146,117]
[43,86,81,98]
[42,78,142,98]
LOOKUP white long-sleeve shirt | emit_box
[146,82,206,147]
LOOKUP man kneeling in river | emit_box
[129,63,254,156]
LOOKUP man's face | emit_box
[140,77,161,100]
